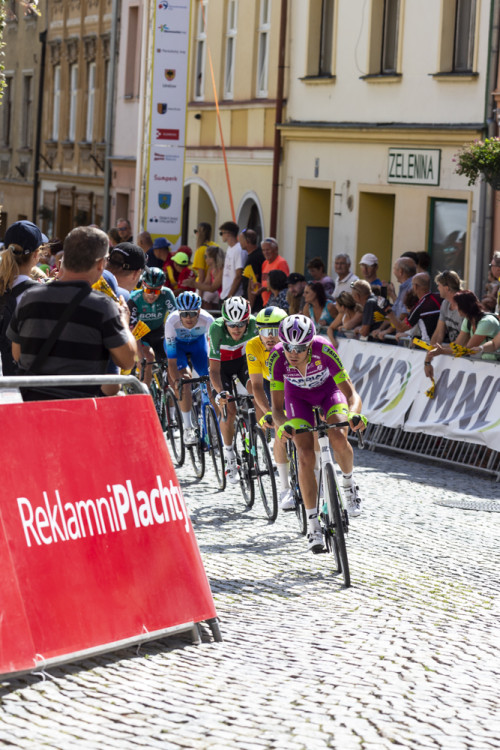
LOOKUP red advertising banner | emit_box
[0,395,217,677]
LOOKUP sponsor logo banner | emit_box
[0,395,216,676]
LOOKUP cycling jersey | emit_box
[246,335,270,381]
[208,316,257,362]
[164,309,214,357]
[128,287,176,334]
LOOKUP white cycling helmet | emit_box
[278,314,315,346]
[221,296,251,323]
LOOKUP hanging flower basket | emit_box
[455,137,500,189]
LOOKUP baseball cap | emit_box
[152,237,171,250]
[4,220,48,254]
[109,242,146,271]
[359,253,378,266]
[287,272,306,284]
[171,251,190,266]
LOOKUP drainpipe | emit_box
[32,28,47,224]
[269,0,288,238]
[102,0,120,230]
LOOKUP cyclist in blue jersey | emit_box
[128,266,176,386]
[269,314,366,552]
[164,291,214,445]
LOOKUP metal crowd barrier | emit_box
[0,374,149,396]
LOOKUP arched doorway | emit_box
[183,178,218,248]
[237,194,264,242]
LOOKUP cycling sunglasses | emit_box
[258,327,279,337]
[283,343,310,353]
[144,286,161,296]
[226,321,247,329]
[180,311,199,318]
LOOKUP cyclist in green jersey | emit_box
[128,266,176,385]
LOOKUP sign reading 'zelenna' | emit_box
[145,1,190,242]
[387,148,441,186]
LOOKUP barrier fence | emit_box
[337,340,500,482]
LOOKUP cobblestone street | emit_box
[1,448,499,750]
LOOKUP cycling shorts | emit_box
[284,378,347,426]
[220,356,250,392]
[169,336,209,377]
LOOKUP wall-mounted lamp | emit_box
[15,165,26,178]
[194,113,202,120]
[89,153,105,172]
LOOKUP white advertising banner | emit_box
[145,1,191,243]
[337,340,500,451]
[337,340,424,429]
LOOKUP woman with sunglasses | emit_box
[269,315,366,553]
[208,296,258,483]
[164,291,215,445]
[128,266,176,386]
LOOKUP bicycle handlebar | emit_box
[287,418,365,448]
[175,375,211,399]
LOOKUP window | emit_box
[256,0,271,96]
[224,0,237,98]
[124,5,141,99]
[86,62,96,142]
[305,0,336,79]
[453,0,476,72]
[68,64,78,142]
[52,65,60,140]
[364,0,402,78]
[1,77,13,146]
[21,75,33,147]
[194,1,207,100]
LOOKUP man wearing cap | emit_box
[166,250,196,295]
[332,254,358,301]
[287,272,307,314]
[359,253,383,288]
[219,221,246,301]
[106,242,146,300]
[260,238,290,306]
[146,236,172,270]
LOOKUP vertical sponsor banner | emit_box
[0,395,216,677]
[145,1,191,244]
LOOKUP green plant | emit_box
[455,137,500,186]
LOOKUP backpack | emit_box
[0,279,38,375]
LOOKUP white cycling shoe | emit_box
[280,489,295,511]
[343,485,362,517]
[183,428,198,446]
[307,528,324,553]
[225,456,239,485]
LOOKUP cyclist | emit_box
[128,266,176,386]
[246,306,294,508]
[208,296,257,483]
[164,291,214,445]
[269,314,366,552]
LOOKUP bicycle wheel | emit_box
[150,375,163,420]
[253,427,278,521]
[324,463,350,588]
[233,417,255,508]
[287,442,307,535]
[188,405,205,479]
[164,388,185,466]
[205,405,226,491]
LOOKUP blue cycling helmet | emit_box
[142,266,166,290]
[177,291,202,311]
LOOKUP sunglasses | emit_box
[180,311,199,319]
[144,286,161,296]
[258,327,279,337]
[226,321,246,329]
[283,343,309,353]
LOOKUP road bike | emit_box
[226,377,278,521]
[288,409,365,588]
[142,358,185,467]
[285,439,307,536]
[178,376,226,490]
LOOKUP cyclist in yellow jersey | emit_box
[246,306,294,510]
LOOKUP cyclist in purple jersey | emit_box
[269,314,366,552]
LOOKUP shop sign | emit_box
[388,148,440,186]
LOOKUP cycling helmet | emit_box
[255,306,288,328]
[177,291,202,311]
[142,266,166,290]
[221,296,251,324]
[278,314,315,346]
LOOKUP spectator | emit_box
[416,251,431,274]
[116,218,133,243]
[287,272,307,314]
[7,226,137,400]
[351,279,391,339]
[306,256,335,296]
[108,228,121,248]
[267,270,289,312]
[166,250,196,295]
[359,253,383,287]
[374,256,416,341]
[106,242,146,299]
[422,270,463,379]
[260,237,290,306]
[429,290,500,364]
[146,237,172,270]
[219,220,246,300]
[482,294,497,313]
[0,220,45,375]
[196,245,224,310]
[192,222,217,292]
[489,251,500,314]
[327,291,363,346]
[240,228,265,312]
[400,251,419,265]
[332,253,358,300]
[137,230,153,255]
[389,272,441,343]
[302,280,336,336]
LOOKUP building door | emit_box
[296,186,332,275]
[304,227,329,279]
[357,192,395,282]
[427,199,467,281]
